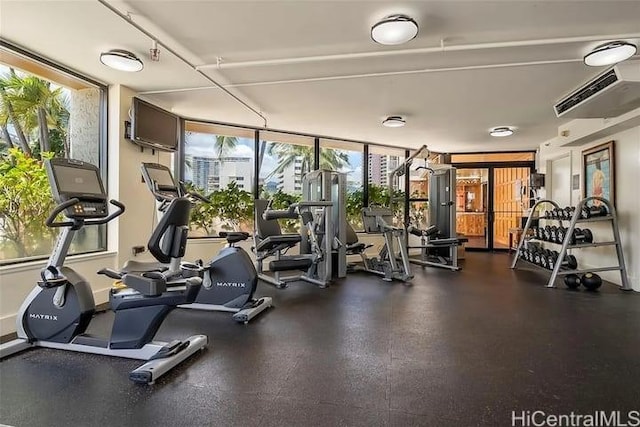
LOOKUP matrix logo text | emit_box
[512,411,640,427]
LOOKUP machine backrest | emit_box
[345,221,359,245]
[362,207,395,233]
[148,198,192,263]
[254,199,283,239]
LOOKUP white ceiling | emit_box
[1,0,639,152]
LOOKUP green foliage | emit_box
[184,182,217,236]
[266,190,302,233]
[208,181,254,231]
[186,181,254,234]
[0,148,55,259]
[346,189,364,229]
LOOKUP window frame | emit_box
[0,41,108,266]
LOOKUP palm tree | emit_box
[264,143,349,179]
[3,72,65,154]
[0,71,32,156]
[214,135,238,160]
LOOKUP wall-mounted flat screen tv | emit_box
[131,97,178,152]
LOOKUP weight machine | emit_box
[254,199,335,288]
[301,169,347,280]
[391,145,467,271]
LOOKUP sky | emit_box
[184,131,363,186]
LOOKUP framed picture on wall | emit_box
[582,141,615,205]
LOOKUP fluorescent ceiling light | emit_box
[489,126,515,137]
[583,41,637,67]
[371,15,418,45]
[382,116,406,127]
[100,49,144,72]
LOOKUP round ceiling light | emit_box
[100,49,144,72]
[382,116,406,128]
[489,126,515,137]
[371,15,418,45]
[583,41,637,67]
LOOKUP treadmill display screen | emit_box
[55,165,104,195]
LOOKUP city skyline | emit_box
[184,131,400,194]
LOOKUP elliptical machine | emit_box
[136,162,272,324]
[0,158,207,384]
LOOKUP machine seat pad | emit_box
[121,260,168,274]
[219,231,250,243]
[256,234,302,251]
[346,243,368,254]
[269,257,313,272]
[429,238,466,246]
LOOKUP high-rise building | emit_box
[368,154,400,186]
[189,155,253,193]
[276,156,303,193]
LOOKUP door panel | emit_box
[455,168,489,249]
[493,167,530,249]
[550,155,571,207]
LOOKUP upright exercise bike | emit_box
[0,158,208,384]
[133,162,272,323]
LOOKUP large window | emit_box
[183,122,255,236]
[368,145,405,226]
[258,131,314,232]
[0,46,105,265]
[320,139,364,229]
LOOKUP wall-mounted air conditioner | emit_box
[554,61,640,118]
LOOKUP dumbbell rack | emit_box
[510,196,631,290]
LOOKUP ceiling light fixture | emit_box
[489,126,515,137]
[371,14,418,45]
[100,49,144,72]
[382,116,406,128]
[583,41,637,67]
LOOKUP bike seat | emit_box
[121,260,168,274]
[219,231,250,243]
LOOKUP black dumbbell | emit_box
[540,250,552,269]
[531,227,538,240]
[543,210,551,219]
[556,226,567,243]
[550,226,559,243]
[548,251,577,270]
[543,226,552,241]
[580,205,608,219]
[566,207,576,219]
[561,254,578,269]
[570,228,593,245]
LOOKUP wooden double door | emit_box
[455,164,533,250]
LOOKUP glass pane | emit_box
[320,139,363,230]
[0,52,104,264]
[493,167,531,249]
[368,145,405,227]
[183,122,255,236]
[258,132,314,233]
[456,168,489,249]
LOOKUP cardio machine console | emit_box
[141,162,180,201]
[45,158,108,219]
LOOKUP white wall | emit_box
[538,120,640,291]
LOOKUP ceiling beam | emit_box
[196,33,640,70]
